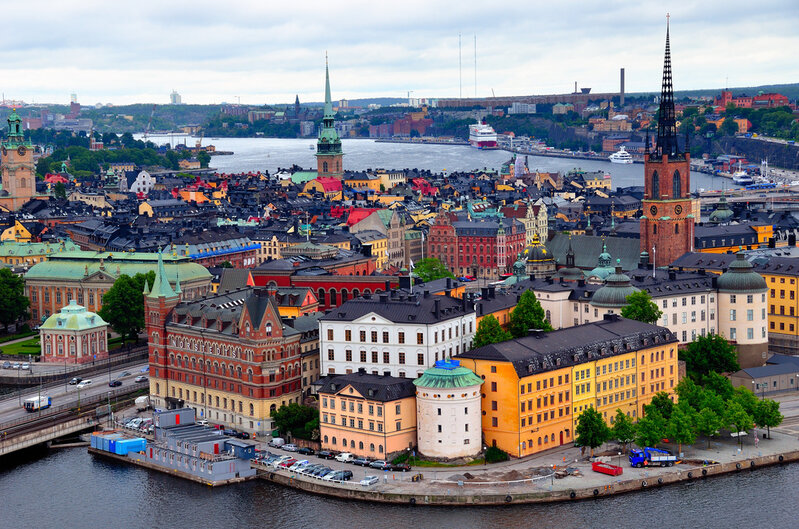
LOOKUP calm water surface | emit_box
[145,135,726,193]
[1,447,795,529]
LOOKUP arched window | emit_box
[651,171,659,199]
[352,289,360,298]
[329,289,337,306]
[318,288,326,305]
[359,441,364,450]
[249,403,254,416]
[340,289,348,302]
[323,161,329,173]
[546,310,551,322]
[324,435,328,443]
[332,437,337,445]
[370,443,375,452]
[673,170,681,199]
[675,224,679,234]
[379,445,384,453]
[350,440,355,448]
[653,225,657,235]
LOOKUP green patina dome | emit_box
[590,260,640,308]
[709,193,734,224]
[717,252,767,293]
[40,300,107,331]
[413,360,483,389]
[588,241,615,280]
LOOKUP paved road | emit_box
[0,362,148,424]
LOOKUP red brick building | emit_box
[145,253,303,435]
[427,211,526,280]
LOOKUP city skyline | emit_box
[1,1,798,106]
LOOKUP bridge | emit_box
[0,384,146,457]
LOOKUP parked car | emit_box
[300,464,323,475]
[288,460,309,471]
[351,458,372,467]
[134,375,148,383]
[196,419,209,426]
[369,460,391,471]
[108,380,122,387]
[2,361,10,369]
[282,443,299,452]
[126,418,143,429]
[21,363,30,370]
[69,377,82,385]
[297,447,315,455]
[317,450,336,460]
[268,437,285,448]
[119,371,132,377]
[278,458,297,468]
[360,476,379,486]
[335,452,355,463]
[323,470,354,481]
[76,379,92,389]
[311,466,332,477]
[12,363,21,369]
[270,456,293,469]
[391,463,412,472]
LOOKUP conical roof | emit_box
[413,360,483,389]
[147,249,178,299]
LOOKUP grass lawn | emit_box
[0,337,41,356]
[0,330,37,344]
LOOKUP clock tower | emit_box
[316,55,343,179]
[640,19,693,266]
[0,109,35,211]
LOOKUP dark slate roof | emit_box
[735,363,799,379]
[456,315,677,379]
[218,268,252,293]
[321,291,473,324]
[548,234,640,271]
[670,252,736,272]
[314,372,416,402]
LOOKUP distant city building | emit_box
[509,102,537,114]
[300,121,315,137]
[170,90,182,105]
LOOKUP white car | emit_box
[126,418,143,429]
[76,379,92,389]
[196,419,209,426]
[270,455,292,469]
[335,452,354,463]
[289,460,309,471]
[21,363,30,370]
[360,476,379,486]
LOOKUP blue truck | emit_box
[629,447,677,468]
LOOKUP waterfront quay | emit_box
[248,428,799,506]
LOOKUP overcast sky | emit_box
[2,0,797,106]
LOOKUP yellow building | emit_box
[1,220,32,242]
[343,172,382,192]
[317,372,417,459]
[354,231,388,270]
[0,239,79,267]
[376,169,406,190]
[456,315,679,458]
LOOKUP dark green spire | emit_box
[317,54,342,156]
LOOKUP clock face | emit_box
[17,146,26,156]
[674,205,683,215]
[649,205,658,216]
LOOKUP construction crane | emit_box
[143,104,156,141]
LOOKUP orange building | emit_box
[316,370,416,459]
[456,315,679,458]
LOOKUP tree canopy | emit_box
[98,272,155,342]
[270,403,319,441]
[612,409,637,452]
[621,290,663,324]
[508,290,553,338]
[753,399,784,439]
[0,268,30,332]
[635,408,667,448]
[472,314,512,349]
[679,333,740,379]
[412,257,455,283]
[575,407,611,457]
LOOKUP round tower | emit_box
[413,359,483,460]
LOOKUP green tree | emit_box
[667,403,697,453]
[753,399,783,439]
[53,182,67,200]
[612,409,637,452]
[508,290,553,338]
[635,409,667,448]
[575,407,611,457]
[197,150,211,168]
[695,407,725,448]
[0,268,30,332]
[679,333,739,379]
[620,290,663,324]
[644,391,675,420]
[731,386,759,416]
[218,261,233,268]
[720,117,739,136]
[472,314,512,349]
[724,401,753,448]
[412,257,455,283]
[702,371,735,401]
[675,377,704,412]
[98,272,155,342]
[270,403,319,441]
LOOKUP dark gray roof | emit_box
[548,234,640,271]
[735,363,799,379]
[321,291,472,324]
[315,372,416,402]
[456,315,677,379]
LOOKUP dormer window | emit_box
[266,322,272,337]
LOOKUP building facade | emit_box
[0,109,36,212]
[145,254,303,435]
[316,371,416,459]
[39,300,108,365]
[319,290,476,378]
[456,315,679,458]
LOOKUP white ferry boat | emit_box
[608,146,633,164]
[468,123,497,149]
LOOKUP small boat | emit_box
[608,146,633,164]
[309,145,315,150]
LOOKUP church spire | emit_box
[147,249,177,299]
[655,14,680,159]
[323,52,334,120]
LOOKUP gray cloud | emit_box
[1,0,797,105]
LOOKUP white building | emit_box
[129,170,155,195]
[319,291,476,379]
[413,359,483,459]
